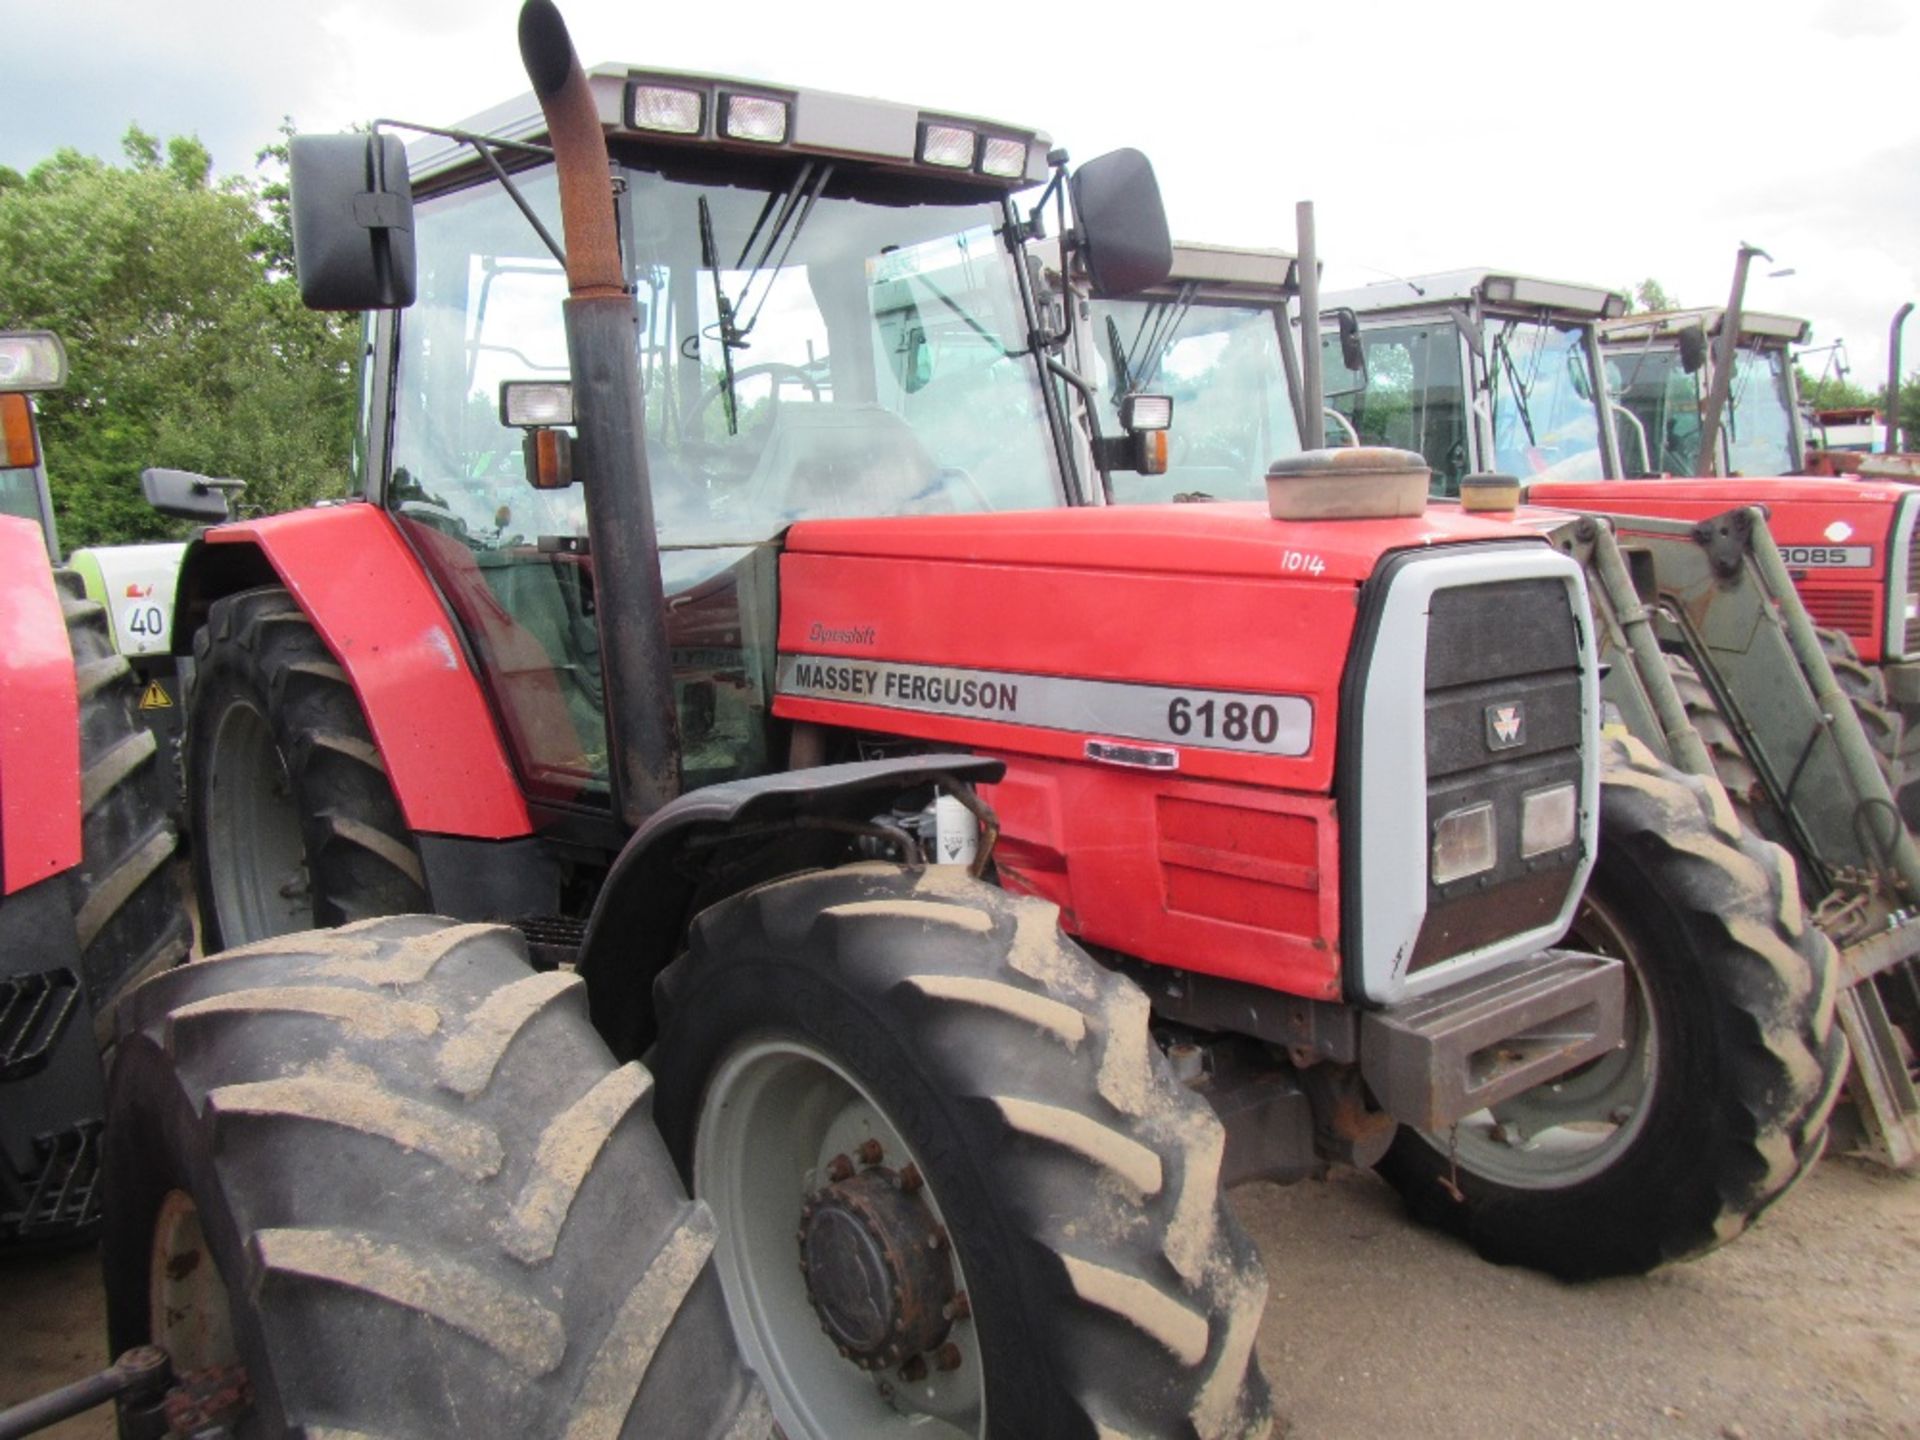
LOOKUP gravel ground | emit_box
[3,1150,1912,1438]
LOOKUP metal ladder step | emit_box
[1837,978,1920,1170]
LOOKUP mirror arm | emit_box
[373,120,566,269]
[1047,358,1113,504]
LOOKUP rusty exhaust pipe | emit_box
[519,0,681,823]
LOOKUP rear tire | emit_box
[101,916,767,1437]
[1,576,189,1248]
[1376,734,1847,1279]
[60,573,191,1026]
[187,585,427,950]
[651,864,1273,1440]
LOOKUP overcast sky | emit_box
[4,0,1915,388]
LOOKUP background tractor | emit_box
[0,330,189,1251]
[1314,266,1913,1167]
[93,4,1652,1436]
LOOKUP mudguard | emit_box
[175,503,531,839]
[0,516,81,893]
[577,753,1004,1058]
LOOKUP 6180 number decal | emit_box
[1168,695,1286,745]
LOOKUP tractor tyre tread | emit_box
[652,864,1272,1440]
[55,570,189,1020]
[101,916,764,1439]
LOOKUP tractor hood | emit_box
[785,501,1550,585]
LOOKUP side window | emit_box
[1327,325,1470,495]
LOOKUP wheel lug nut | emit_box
[944,1290,972,1321]
[826,1153,854,1183]
[856,1138,884,1166]
[928,1226,948,1252]
[934,1342,963,1372]
[899,1356,929,1383]
[897,1163,923,1194]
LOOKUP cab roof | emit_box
[405,63,1052,190]
[1319,268,1628,321]
[1599,307,1811,347]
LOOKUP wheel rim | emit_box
[205,699,311,944]
[1429,887,1658,1189]
[150,1190,238,1375]
[694,1036,985,1440]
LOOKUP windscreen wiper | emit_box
[697,195,741,436]
[1123,282,1199,397]
[1492,325,1538,446]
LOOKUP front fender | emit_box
[176,504,530,840]
[577,754,1004,1058]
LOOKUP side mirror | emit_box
[1449,303,1485,359]
[1069,149,1172,297]
[142,467,244,523]
[1677,323,1709,374]
[1336,310,1365,374]
[290,133,417,311]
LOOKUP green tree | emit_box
[1797,367,1875,412]
[1626,278,1679,314]
[0,125,358,548]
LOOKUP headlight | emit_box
[1432,802,1496,885]
[1521,783,1579,859]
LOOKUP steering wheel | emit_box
[692,361,824,435]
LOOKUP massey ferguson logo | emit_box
[1486,702,1525,751]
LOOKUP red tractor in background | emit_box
[86,5,1655,1436]
[0,330,189,1249]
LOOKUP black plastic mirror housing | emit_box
[1069,149,1172,297]
[1677,324,1709,374]
[142,467,241,523]
[290,134,418,311]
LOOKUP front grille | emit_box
[1413,578,1585,974]
[1800,585,1877,646]
[0,969,84,1083]
[1905,512,1920,655]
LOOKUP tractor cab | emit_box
[1317,271,1629,495]
[1599,306,1810,478]
[319,68,1167,803]
[1059,240,1307,503]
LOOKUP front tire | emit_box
[1376,735,1847,1279]
[101,916,768,1437]
[187,585,427,950]
[651,864,1273,1440]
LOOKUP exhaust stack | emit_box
[520,0,682,823]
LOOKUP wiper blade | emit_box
[732,161,834,342]
[698,195,741,436]
[1106,316,1132,400]
[1492,325,1537,446]
[1124,282,1198,396]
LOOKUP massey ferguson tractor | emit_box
[86,7,1678,1435]
[0,330,189,1251]
[1309,267,1911,1165]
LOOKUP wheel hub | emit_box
[798,1166,954,1370]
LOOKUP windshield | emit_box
[1084,294,1301,502]
[391,163,1060,554]
[1725,346,1799,475]
[1607,343,1700,475]
[1325,322,1471,495]
[1486,316,1605,480]
[386,161,1057,805]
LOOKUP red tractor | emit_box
[0,330,189,1250]
[89,7,1661,1435]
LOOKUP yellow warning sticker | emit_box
[138,680,173,710]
